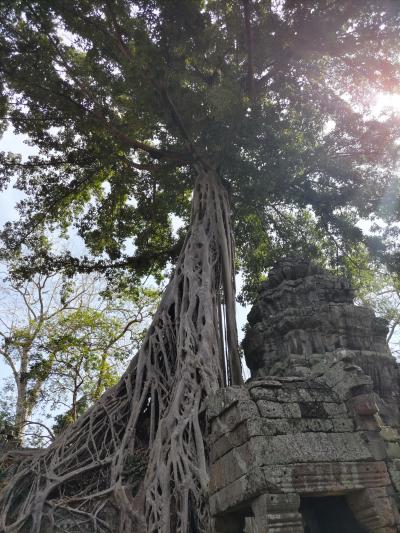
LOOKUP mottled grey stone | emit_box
[209,258,400,530]
[207,386,250,419]
[257,400,285,418]
[242,258,399,420]
[331,418,355,432]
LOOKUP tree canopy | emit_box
[1,2,400,532]
[0,0,399,293]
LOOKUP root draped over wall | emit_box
[0,169,242,533]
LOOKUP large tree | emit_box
[0,1,400,532]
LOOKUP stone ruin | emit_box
[207,258,400,532]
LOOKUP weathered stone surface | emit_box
[386,442,400,459]
[348,393,379,416]
[348,487,399,529]
[251,493,303,533]
[322,402,347,417]
[211,432,374,493]
[210,418,267,463]
[242,258,399,422]
[210,400,259,444]
[380,427,400,442]
[256,400,284,418]
[331,417,355,432]
[208,258,400,532]
[387,460,400,492]
[257,400,301,418]
[207,386,251,420]
[210,467,271,515]
[263,461,391,494]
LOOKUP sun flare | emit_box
[372,92,400,117]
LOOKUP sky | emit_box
[0,130,36,386]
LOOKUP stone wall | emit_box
[208,259,400,532]
[242,258,400,424]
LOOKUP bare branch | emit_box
[18,420,55,440]
[0,347,18,382]
[387,320,399,343]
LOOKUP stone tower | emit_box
[207,258,400,532]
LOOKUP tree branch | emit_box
[18,420,55,439]
[243,0,255,102]
[387,320,399,343]
[0,346,18,382]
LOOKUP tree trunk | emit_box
[13,350,29,446]
[0,169,241,533]
[14,383,27,447]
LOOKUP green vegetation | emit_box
[0,1,399,531]
[0,271,158,445]
[0,1,398,293]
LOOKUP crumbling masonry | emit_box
[208,259,400,532]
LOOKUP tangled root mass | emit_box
[0,170,242,533]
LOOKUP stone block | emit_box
[210,446,250,493]
[262,461,390,494]
[270,419,291,434]
[386,442,400,459]
[283,403,302,419]
[211,423,250,463]
[210,467,271,514]
[318,359,373,401]
[296,388,314,402]
[207,386,250,420]
[380,427,400,442]
[387,461,400,492]
[247,417,275,437]
[249,386,277,402]
[211,418,273,462]
[257,400,285,418]
[360,431,389,461]
[331,417,354,432]
[390,458,400,471]
[250,493,303,533]
[210,400,259,443]
[291,418,334,433]
[348,393,378,416]
[323,402,347,417]
[237,432,373,467]
[252,492,300,514]
[307,386,337,402]
[348,487,397,529]
[298,401,327,418]
[275,389,302,403]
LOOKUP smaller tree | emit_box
[0,272,158,445]
[45,293,158,434]
[237,207,341,304]
[343,245,400,357]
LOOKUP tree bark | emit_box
[0,168,241,533]
[13,349,29,446]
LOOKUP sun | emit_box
[372,92,400,118]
